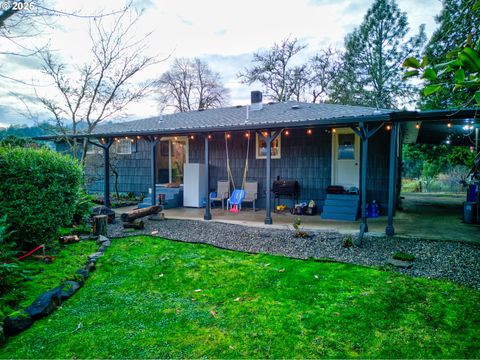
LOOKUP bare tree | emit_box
[0,1,129,82]
[157,58,229,112]
[35,8,159,163]
[237,37,307,102]
[307,47,342,103]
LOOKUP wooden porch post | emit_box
[150,138,158,206]
[386,122,399,236]
[204,134,212,220]
[265,133,273,225]
[259,130,282,225]
[88,138,113,208]
[359,123,369,238]
[352,122,384,246]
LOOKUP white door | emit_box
[331,128,360,189]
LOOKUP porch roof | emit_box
[88,101,393,137]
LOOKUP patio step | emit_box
[326,194,359,201]
[322,205,358,215]
[321,212,358,221]
[321,194,359,221]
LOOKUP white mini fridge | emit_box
[183,163,207,207]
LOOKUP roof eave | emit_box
[33,113,391,141]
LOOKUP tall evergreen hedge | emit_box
[0,146,83,248]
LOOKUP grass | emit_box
[1,236,480,358]
[0,240,97,319]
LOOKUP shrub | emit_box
[0,146,83,248]
[0,216,20,294]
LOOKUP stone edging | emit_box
[0,235,111,344]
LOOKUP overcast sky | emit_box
[0,0,442,128]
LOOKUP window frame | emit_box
[255,132,281,159]
[116,138,133,155]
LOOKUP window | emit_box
[116,139,132,155]
[256,132,281,159]
[86,144,101,155]
[337,134,355,160]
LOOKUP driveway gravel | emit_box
[108,218,480,289]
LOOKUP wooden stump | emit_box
[123,220,145,230]
[93,215,108,236]
[59,235,80,245]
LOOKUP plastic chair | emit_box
[227,189,246,213]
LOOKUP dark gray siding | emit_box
[189,129,333,208]
[85,140,151,196]
[365,129,391,213]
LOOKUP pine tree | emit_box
[331,0,426,109]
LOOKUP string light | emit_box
[174,136,178,141]
[415,123,420,129]
[447,123,452,128]
[136,135,141,140]
[245,132,250,138]
[263,131,268,137]
[208,134,212,140]
[284,130,290,136]
[332,128,336,133]
[307,129,312,135]
[386,124,391,131]
[190,135,195,140]
[226,133,231,139]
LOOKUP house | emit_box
[50,91,479,242]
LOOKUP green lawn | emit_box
[1,240,97,318]
[1,236,479,358]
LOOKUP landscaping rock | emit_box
[96,235,110,245]
[86,262,96,272]
[25,287,62,319]
[388,258,413,269]
[76,268,89,280]
[3,311,33,336]
[0,324,4,346]
[99,245,109,253]
[88,252,103,262]
[91,206,115,223]
[60,281,82,300]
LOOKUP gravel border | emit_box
[109,218,480,289]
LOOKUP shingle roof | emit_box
[91,101,393,136]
